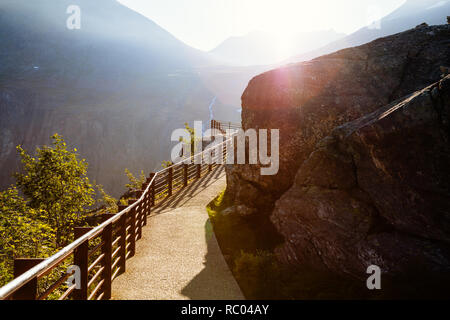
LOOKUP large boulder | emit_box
[226,24,450,213]
[271,75,450,279]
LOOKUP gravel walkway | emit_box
[111,166,244,300]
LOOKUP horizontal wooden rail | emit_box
[211,119,241,135]
[0,119,240,300]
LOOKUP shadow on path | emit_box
[180,220,243,300]
[111,166,243,300]
[152,166,225,215]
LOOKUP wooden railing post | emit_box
[140,185,149,225]
[143,192,149,226]
[137,205,143,240]
[135,191,144,239]
[209,152,213,172]
[118,205,127,275]
[149,173,156,207]
[73,227,92,300]
[183,164,188,187]
[12,258,45,300]
[146,178,152,221]
[197,154,203,179]
[197,164,201,179]
[128,200,137,258]
[223,141,228,163]
[101,214,115,300]
[151,184,155,207]
[135,190,143,199]
[168,167,173,197]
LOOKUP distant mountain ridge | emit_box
[287,0,450,63]
[0,0,215,87]
[209,30,345,66]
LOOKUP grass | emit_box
[207,189,376,300]
[207,190,450,300]
[206,189,283,263]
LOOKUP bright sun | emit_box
[274,34,295,60]
[238,0,322,60]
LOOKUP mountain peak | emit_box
[210,30,345,66]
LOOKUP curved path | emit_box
[111,166,244,300]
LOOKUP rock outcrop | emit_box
[226,24,450,279]
[272,75,450,279]
[227,24,450,211]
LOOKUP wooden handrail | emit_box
[0,119,240,300]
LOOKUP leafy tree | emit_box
[161,160,173,169]
[0,134,115,287]
[0,187,54,286]
[14,134,95,246]
[124,168,146,191]
[96,184,118,214]
[183,122,199,155]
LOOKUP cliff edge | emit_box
[226,24,450,281]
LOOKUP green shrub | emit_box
[0,187,55,286]
[0,134,115,289]
[14,134,96,246]
[124,168,146,191]
[233,250,282,299]
[207,189,367,300]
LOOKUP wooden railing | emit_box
[0,119,239,300]
[211,119,241,135]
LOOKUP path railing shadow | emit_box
[180,219,244,300]
[151,165,225,215]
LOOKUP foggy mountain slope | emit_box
[210,30,345,66]
[287,0,450,63]
[0,0,238,197]
[204,0,448,107]
[0,0,215,86]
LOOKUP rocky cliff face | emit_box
[227,24,450,209]
[226,24,450,279]
[273,75,450,279]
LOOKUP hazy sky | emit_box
[118,0,406,51]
